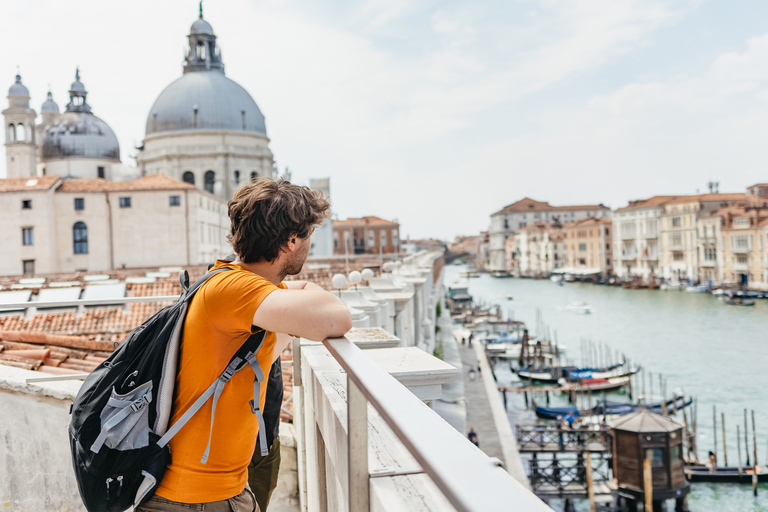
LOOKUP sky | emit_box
[3,0,768,240]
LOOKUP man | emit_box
[138,178,353,512]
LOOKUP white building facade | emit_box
[0,175,228,276]
[488,198,609,273]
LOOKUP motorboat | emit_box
[660,283,684,291]
[565,302,594,314]
[686,284,711,293]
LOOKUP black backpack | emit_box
[68,269,270,512]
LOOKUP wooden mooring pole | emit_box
[585,452,596,512]
[752,410,758,497]
[643,458,653,511]
[745,408,751,467]
[713,405,718,465]
[722,412,728,466]
[737,425,742,474]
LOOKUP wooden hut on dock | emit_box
[609,410,689,511]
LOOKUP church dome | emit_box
[146,71,266,135]
[190,18,214,35]
[41,91,59,113]
[144,10,266,136]
[8,74,29,97]
[42,112,120,160]
[41,69,120,161]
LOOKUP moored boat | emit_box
[534,396,693,420]
[685,465,768,483]
[722,295,756,306]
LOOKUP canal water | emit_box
[444,264,768,511]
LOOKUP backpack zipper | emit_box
[106,476,123,500]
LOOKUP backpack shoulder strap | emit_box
[180,267,231,301]
[156,329,268,456]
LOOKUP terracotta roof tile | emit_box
[615,196,676,212]
[665,193,746,205]
[333,216,399,227]
[0,176,61,192]
[57,174,195,193]
[493,197,609,215]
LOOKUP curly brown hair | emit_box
[227,178,331,263]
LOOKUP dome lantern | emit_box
[65,68,91,113]
[184,2,223,74]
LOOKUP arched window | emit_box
[196,42,206,60]
[73,222,88,254]
[16,123,26,141]
[8,124,15,142]
[234,170,240,186]
[182,171,195,185]
[204,171,215,194]
[251,171,258,182]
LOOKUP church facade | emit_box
[0,9,283,275]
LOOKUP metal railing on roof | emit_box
[0,295,179,312]
[312,335,551,512]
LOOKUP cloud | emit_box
[0,0,703,240]
[468,32,768,224]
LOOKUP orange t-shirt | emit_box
[156,260,286,503]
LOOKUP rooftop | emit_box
[0,176,60,192]
[493,197,608,216]
[57,174,195,192]
[333,216,399,227]
[664,193,746,205]
[615,195,676,212]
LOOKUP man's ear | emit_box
[283,235,299,254]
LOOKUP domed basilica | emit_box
[4,7,277,200]
[137,8,277,199]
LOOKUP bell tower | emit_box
[2,73,38,178]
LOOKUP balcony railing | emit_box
[308,336,551,512]
[732,246,750,254]
[1,293,551,511]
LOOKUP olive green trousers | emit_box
[248,438,281,512]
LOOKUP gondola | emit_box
[517,363,630,384]
[569,376,631,393]
[685,465,768,483]
[722,296,756,306]
[534,396,693,420]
